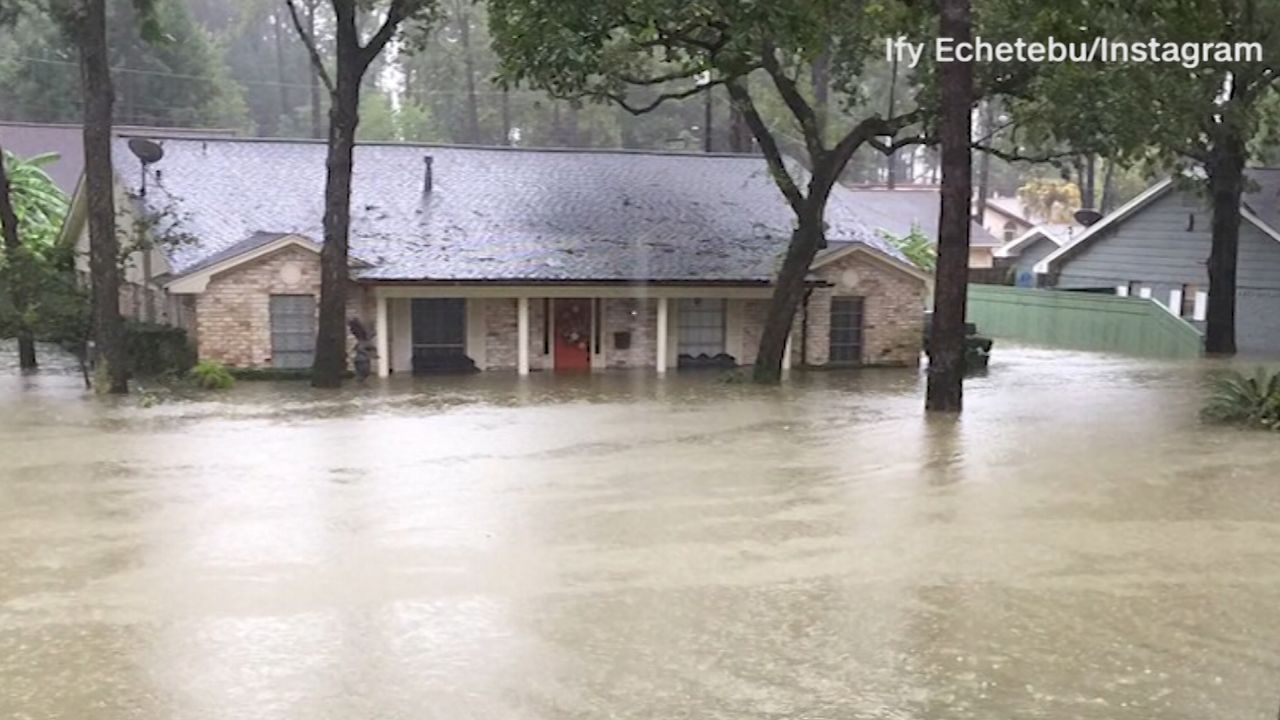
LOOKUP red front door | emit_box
[553,298,592,371]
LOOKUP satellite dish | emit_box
[127,137,164,165]
[1074,208,1104,227]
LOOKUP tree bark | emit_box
[752,214,824,383]
[312,56,362,388]
[81,0,128,393]
[926,0,973,413]
[1204,129,1246,356]
[0,145,37,369]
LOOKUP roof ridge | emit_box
[114,132,768,160]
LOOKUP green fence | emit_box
[966,284,1204,359]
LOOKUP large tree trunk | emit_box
[312,63,361,388]
[751,210,823,384]
[1081,154,1097,209]
[81,0,128,394]
[926,0,973,413]
[1204,130,1246,356]
[0,144,37,369]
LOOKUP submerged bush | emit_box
[188,360,234,390]
[1201,368,1280,430]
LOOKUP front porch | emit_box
[369,285,795,378]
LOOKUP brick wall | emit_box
[603,297,656,368]
[193,246,366,368]
[800,250,925,367]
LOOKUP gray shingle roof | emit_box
[114,136,907,283]
[843,187,1002,247]
[1244,168,1280,234]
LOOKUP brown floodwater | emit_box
[3,341,1280,719]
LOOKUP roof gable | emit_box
[1035,172,1280,275]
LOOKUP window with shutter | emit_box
[269,294,317,369]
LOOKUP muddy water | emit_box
[3,344,1280,719]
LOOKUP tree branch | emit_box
[605,81,722,115]
[759,42,824,159]
[285,0,334,94]
[359,0,408,69]
[974,144,1081,164]
[725,79,805,215]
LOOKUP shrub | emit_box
[125,322,196,377]
[188,360,234,390]
[1201,368,1280,430]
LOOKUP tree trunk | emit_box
[975,101,995,219]
[886,54,899,188]
[1204,130,1246,356]
[312,65,361,388]
[926,0,973,413]
[703,89,713,152]
[0,144,37,369]
[81,0,127,393]
[273,11,291,135]
[728,99,752,153]
[1082,154,1097,209]
[457,2,481,144]
[501,88,512,146]
[752,210,823,384]
[1100,159,1117,213]
[307,0,323,139]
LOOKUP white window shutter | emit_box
[1138,286,1153,299]
[1168,289,1183,316]
[1116,285,1129,297]
[1193,291,1208,321]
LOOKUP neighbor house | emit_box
[980,194,1035,244]
[1033,172,1280,355]
[844,185,1003,268]
[62,136,930,376]
[992,223,1081,287]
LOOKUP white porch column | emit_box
[375,290,389,378]
[517,296,530,375]
[782,330,793,371]
[656,296,669,374]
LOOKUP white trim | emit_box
[1033,179,1174,275]
[1193,291,1208,322]
[166,234,320,293]
[994,226,1069,258]
[375,291,389,378]
[1138,286,1153,300]
[1242,207,1280,244]
[1115,285,1129,297]
[516,297,530,375]
[1168,288,1183,317]
[655,297,669,374]
[812,242,932,284]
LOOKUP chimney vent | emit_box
[423,155,434,194]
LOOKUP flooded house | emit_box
[60,136,930,375]
[1029,173,1280,356]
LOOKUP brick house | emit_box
[65,136,930,376]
